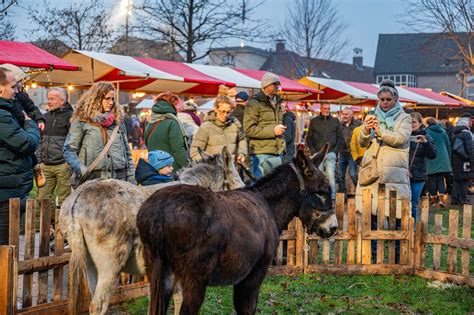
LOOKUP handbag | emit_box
[70,124,120,189]
[453,137,468,160]
[358,141,382,186]
[408,142,420,178]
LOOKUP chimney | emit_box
[353,48,363,69]
[276,39,285,53]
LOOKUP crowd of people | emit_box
[0,64,472,248]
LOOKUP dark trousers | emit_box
[338,151,358,196]
[427,172,447,195]
[0,197,27,245]
[452,180,469,205]
[371,214,400,264]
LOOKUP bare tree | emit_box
[29,0,115,51]
[0,0,17,15]
[282,0,349,76]
[135,0,268,63]
[402,0,473,80]
[0,15,15,40]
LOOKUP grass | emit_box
[120,274,473,314]
[119,202,474,314]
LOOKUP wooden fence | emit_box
[1,189,472,314]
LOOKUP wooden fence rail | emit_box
[1,189,472,314]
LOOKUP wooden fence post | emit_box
[0,246,15,315]
[333,193,344,265]
[346,198,356,265]
[388,191,397,264]
[295,219,304,267]
[376,185,385,264]
[461,205,472,276]
[400,199,410,264]
[22,199,36,307]
[447,210,459,274]
[361,189,372,264]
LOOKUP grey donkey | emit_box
[59,148,244,315]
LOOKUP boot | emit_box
[34,165,45,188]
[437,194,447,208]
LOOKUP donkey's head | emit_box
[293,145,337,239]
[180,147,244,191]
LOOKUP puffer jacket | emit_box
[306,114,343,154]
[190,111,247,161]
[39,102,73,165]
[63,120,135,181]
[408,128,437,181]
[135,158,175,185]
[355,109,412,218]
[243,91,285,155]
[426,123,452,174]
[144,100,189,171]
[0,97,40,202]
[451,126,474,180]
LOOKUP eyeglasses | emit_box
[104,97,115,102]
[216,109,233,115]
[379,97,393,102]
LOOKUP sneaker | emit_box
[34,166,45,188]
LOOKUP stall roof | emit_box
[33,50,319,100]
[0,40,79,71]
[440,91,474,107]
[299,77,467,107]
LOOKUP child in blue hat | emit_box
[135,150,175,185]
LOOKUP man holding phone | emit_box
[244,72,286,179]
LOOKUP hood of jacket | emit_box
[252,90,282,106]
[152,100,177,115]
[49,102,73,114]
[427,123,445,133]
[135,158,158,183]
[453,125,469,134]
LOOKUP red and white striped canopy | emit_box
[34,50,319,100]
[299,77,467,107]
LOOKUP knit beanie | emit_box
[1,63,27,82]
[148,150,174,170]
[456,117,470,128]
[235,91,249,102]
[261,72,280,88]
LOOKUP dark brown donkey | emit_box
[136,147,337,314]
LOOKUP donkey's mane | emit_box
[177,154,222,176]
[252,163,297,197]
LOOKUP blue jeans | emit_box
[338,151,358,196]
[251,154,282,180]
[319,152,337,200]
[410,180,425,223]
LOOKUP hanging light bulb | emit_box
[31,81,38,89]
[67,83,74,91]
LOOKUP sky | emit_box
[6,0,425,67]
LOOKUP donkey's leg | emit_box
[178,279,207,315]
[89,263,122,315]
[85,253,98,296]
[233,265,268,315]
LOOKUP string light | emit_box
[67,83,74,91]
[31,81,37,89]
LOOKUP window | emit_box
[222,54,235,67]
[376,74,416,87]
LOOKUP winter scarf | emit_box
[93,112,116,128]
[182,111,201,126]
[375,101,403,131]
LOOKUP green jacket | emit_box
[144,100,189,171]
[63,120,135,182]
[190,111,247,161]
[426,123,452,174]
[0,97,40,201]
[243,91,285,155]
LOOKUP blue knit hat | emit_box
[148,150,174,170]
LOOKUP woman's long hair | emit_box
[73,82,122,123]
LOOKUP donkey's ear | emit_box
[221,147,232,168]
[198,147,213,160]
[295,149,309,171]
[311,143,329,167]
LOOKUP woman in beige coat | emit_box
[190,95,247,165]
[355,79,411,263]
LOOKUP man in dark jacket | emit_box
[451,118,473,205]
[0,68,40,244]
[37,88,74,214]
[244,72,286,179]
[306,104,343,200]
[282,103,296,164]
[338,108,361,197]
[232,91,248,126]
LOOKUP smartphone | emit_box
[410,135,418,142]
[367,110,375,116]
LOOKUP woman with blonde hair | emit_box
[63,82,135,185]
[190,89,247,166]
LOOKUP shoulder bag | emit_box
[70,124,120,189]
[358,141,382,186]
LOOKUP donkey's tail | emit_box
[68,221,88,315]
[144,243,168,315]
